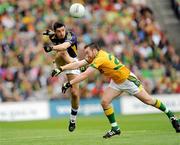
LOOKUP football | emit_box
[69,3,85,18]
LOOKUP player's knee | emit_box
[58,52,66,58]
[71,89,79,108]
[101,99,110,108]
[71,98,79,109]
[70,89,79,99]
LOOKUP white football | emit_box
[69,3,85,18]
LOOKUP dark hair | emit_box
[53,22,65,31]
[84,42,100,51]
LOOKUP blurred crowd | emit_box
[171,0,180,19]
[0,0,180,102]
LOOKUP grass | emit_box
[0,113,180,145]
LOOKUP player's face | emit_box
[85,47,97,63]
[55,26,66,39]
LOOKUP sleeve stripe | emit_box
[90,64,97,68]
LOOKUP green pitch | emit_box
[0,113,180,145]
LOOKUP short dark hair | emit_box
[53,22,65,31]
[84,42,100,51]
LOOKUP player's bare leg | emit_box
[134,88,180,133]
[101,87,122,138]
[54,51,80,132]
[67,74,80,132]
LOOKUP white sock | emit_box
[70,108,78,122]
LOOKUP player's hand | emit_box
[51,67,62,77]
[43,44,53,52]
[42,29,55,36]
[62,82,72,93]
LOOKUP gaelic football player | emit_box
[43,22,80,132]
[56,42,180,138]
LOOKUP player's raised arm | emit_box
[43,41,71,52]
[52,42,71,51]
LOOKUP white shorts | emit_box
[64,69,80,75]
[64,58,80,75]
[109,72,143,95]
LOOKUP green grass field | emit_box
[0,113,180,145]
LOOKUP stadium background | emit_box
[0,0,180,145]
[1,0,180,102]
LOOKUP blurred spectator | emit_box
[0,0,180,102]
[171,0,180,19]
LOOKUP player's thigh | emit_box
[54,52,66,67]
[67,74,79,83]
[134,88,155,105]
[102,87,122,103]
[67,74,79,94]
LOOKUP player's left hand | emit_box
[43,44,53,52]
[62,82,72,93]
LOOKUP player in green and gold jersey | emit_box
[55,42,180,138]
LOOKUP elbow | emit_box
[61,46,67,51]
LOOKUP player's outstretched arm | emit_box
[71,67,96,84]
[43,42,70,53]
[61,59,88,71]
[62,67,96,93]
[51,59,88,77]
[52,42,71,51]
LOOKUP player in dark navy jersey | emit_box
[43,22,80,132]
[49,28,78,58]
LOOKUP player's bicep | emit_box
[61,59,88,70]
[53,42,71,51]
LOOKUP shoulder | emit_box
[66,31,77,39]
[93,50,107,61]
[97,50,108,58]
[89,51,106,68]
[65,31,77,44]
